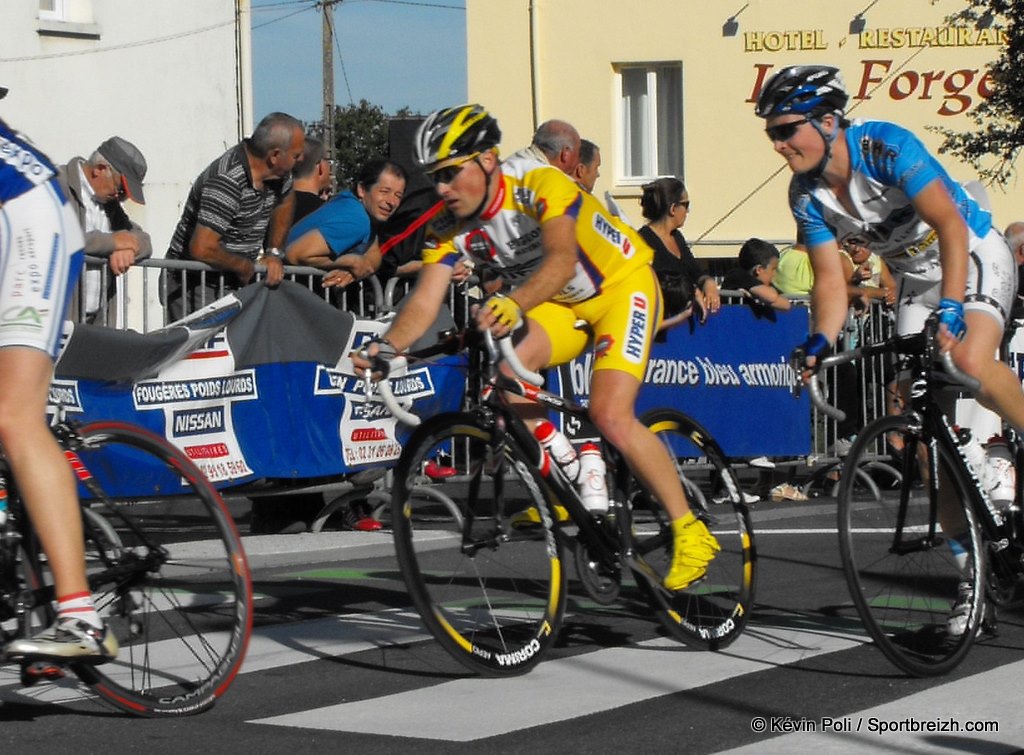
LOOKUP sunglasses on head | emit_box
[765,118,812,143]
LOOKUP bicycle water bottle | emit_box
[534,420,580,481]
[577,443,609,513]
[0,473,7,527]
[985,435,1016,513]
[956,427,987,482]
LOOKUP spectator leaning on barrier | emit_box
[721,238,792,312]
[163,112,304,321]
[284,158,406,271]
[58,136,152,325]
[291,135,332,223]
[637,177,720,331]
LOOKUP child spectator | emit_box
[721,238,792,311]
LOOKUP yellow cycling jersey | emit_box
[421,153,653,303]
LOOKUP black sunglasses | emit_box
[675,200,690,210]
[429,159,473,186]
[765,118,812,143]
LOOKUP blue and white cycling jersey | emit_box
[0,117,82,356]
[0,119,60,204]
[790,119,991,282]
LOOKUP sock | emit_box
[57,591,103,629]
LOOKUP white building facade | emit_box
[0,0,254,325]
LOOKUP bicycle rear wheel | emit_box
[629,409,756,649]
[391,412,566,675]
[838,415,983,676]
[66,421,253,715]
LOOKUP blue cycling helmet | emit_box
[755,65,848,119]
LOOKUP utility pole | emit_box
[321,0,339,166]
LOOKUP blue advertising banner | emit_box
[548,305,811,458]
[49,283,465,496]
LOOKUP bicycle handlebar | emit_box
[487,331,544,386]
[370,356,422,427]
[364,330,541,428]
[806,374,846,422]
[938,350,981,393]
[799,324,982,422]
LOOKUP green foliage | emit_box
[931,1,1024,187]
[306,102,420,189]
[329,99,390,189]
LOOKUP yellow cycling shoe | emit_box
[510,504,569,528]
[663,512,721,591]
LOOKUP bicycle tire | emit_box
[838,415,984,676]
[629,409,756,650]
[65,421,253,716]
[391,412,566,676]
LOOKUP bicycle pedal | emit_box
[20,660,65,687]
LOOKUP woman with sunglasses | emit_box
[758,64,1023,637]
[637,177,720,330]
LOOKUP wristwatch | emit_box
[265,247,285,260]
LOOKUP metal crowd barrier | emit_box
[74,257,896,482]
[716,289,897,479]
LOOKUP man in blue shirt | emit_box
[285,159,406,270]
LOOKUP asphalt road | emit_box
[3,496,1024,754]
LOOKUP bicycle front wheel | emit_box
[66,421,253,716]
[838,415,983,676]
[391,412,566,676]
[629,409,756,650]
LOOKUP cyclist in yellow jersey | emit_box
[356,105,719,590]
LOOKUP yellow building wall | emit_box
[466,0,1018,258]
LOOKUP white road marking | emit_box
[250,625,867,741]
[1,609,431,707]
[719,657,1024,754]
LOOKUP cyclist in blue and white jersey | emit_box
[756,65,1024,635]
[757,64,1021,427]
[0,96,118,662]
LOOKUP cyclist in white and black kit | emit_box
[0,93,118,662]
[756,65,1024,636]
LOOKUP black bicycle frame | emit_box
[484,371,632,574]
